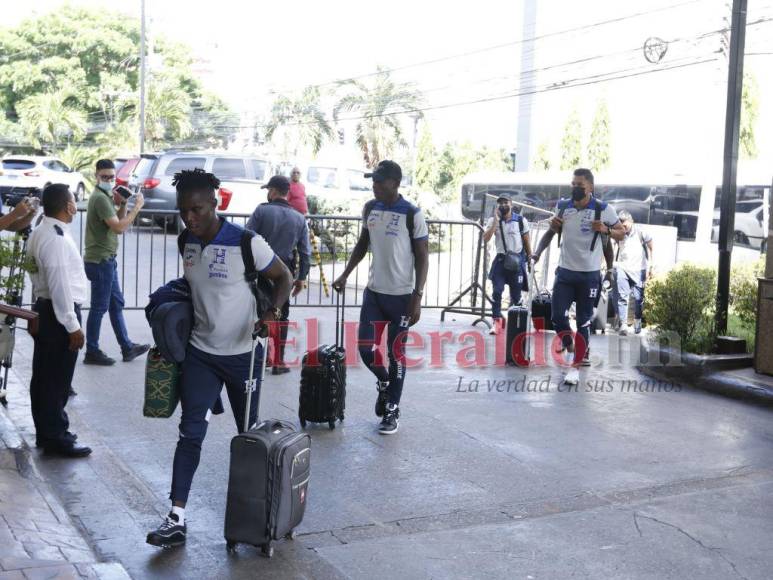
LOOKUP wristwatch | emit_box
[413,289,424,297]
[271,307,283,320]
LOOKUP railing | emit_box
[67,209,493,313]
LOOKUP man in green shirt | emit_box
[83,159,149,365]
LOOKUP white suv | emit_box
[0,156,87,206]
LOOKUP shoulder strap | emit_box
[177,230,188,256]
[240,229,257,282]
[517,213,524,235]
[590,198,606,251]
[362,199,377,224]
[498,219,509,253]
[638,227,649,259]
[406,206,416,242]
[556,200,568,247]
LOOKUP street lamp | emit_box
[509,151,517,172]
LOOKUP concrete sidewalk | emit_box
[0,388,131,580]
[3,307,773,579]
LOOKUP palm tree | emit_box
[16,89,87,152]
[333,67,425,168]
[265,86,333,157]
[145,75,193,150]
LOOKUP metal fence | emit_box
[64,209,497,316]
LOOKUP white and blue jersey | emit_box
[181,219,275,356]
[556,197,619,272]
[363,196,429,296]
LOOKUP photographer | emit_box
[0,196,37,232]
[83,159,149,366]
[483,193,532,335]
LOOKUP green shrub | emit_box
[644,263,717,353]
[729,257,764,326]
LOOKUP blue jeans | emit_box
[551,267,600,365]
[614,268,646,322]
[358,288,412,406]
[84,258,131,354]
[488,255,524,319]
[170,344,262,503]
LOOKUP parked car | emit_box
[0,156,87,205]
[115,156,140,188]
[711,200,767,249]
[276,162,373,212]
[127,152,272,228]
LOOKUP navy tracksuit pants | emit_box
[358,288,412,406]
[170,343,263,504]
[551,267,600,365]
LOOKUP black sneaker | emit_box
[122,343,150,362]
[379,404,400,435]
[272,365,291,375]
[146,512,186,548]
[581,348,592,367]
[83,350,115,366]
[375,381,389,417]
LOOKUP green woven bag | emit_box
[143,347,181,418]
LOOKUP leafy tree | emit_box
[587,99,611,172]
[333,67,424,168]
[740,72,759,159]
[560,107,583,170]
[414,123,438,192]
[436,141,509,202]
[16,88,87,151]
[265,86,333,157]
[144,75,192,151]
[0,5,234,152]
[533,140,552,172]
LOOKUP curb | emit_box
[638,364,773,406]
[0,374,134,580]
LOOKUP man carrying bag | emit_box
[483,193,532,335]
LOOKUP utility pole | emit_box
[515,0,538,172]
[139,0,146,154]
[715,0,747,336]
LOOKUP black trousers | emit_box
[30,299,80,446]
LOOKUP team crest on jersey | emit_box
[386,213,402,237]
[580,210,593,234]
[208,247,229,279]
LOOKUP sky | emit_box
[3,0,773,177]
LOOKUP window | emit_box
[134,157,158,180]
[213,158,246,180]
[650,186,701,240]
[250,159,268,181]
[347,170,371,191]
[164,157,206,176]
[2,160,35,170]
[307,166,338,188]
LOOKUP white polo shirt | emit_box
[363,196,429,296]
[181,219,275,356]
[485,214,530,255]
[615,225,652,285]
[556,197,620,273]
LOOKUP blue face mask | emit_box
[99,181,115,193]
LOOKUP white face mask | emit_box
[99,181,115,193]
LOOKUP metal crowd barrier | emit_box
[66,209,492,314]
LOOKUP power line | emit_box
[264,0,711,94]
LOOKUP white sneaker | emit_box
[564,368,580,385]
[489,319,503,335]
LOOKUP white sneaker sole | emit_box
[378,424,399,435]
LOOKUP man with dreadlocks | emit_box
[146,169,293,548]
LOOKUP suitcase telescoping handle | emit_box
[334,287,345,349]
[243,330,270,433]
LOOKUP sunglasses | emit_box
[97,174,116,181]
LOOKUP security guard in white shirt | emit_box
[28,184,92,458]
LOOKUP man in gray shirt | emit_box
[247,175,311,374]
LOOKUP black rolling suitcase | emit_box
[505,305,529,366]
[530,274,553,332]
[224,333,311,558]
[298,291,346,429]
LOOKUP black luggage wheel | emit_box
[286,530,297,540]
[328,420,336,430]
[300,418,307,428]
[261,544,274,558]
[226,541,237,553]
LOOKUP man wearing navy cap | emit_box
[247,175,312,374]
[333,160,429,435]
[483,193,532,335]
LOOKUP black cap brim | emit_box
[364,172,386,182]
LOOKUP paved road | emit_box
[6,308,773,579]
